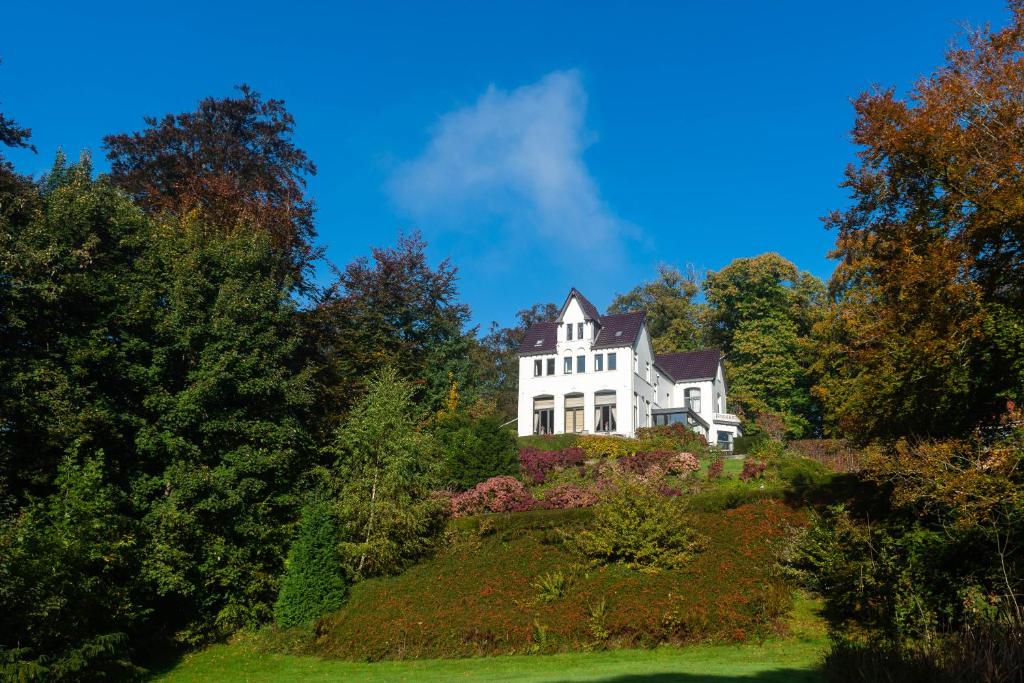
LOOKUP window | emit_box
[717,431,732,450]
[594,354,603,371]
[564,393,584,434]
[633,394,638,430]
[685,388,701,413]
[608,352,617,370]
[633,352,638,373]
[595,391,616,432]
[533,396,554,435]
[577,355,585,373]
[567,324,574,341]
[546,358,555,375]
[645,361,651,383]
[577,322,584,339]
[564,356,572,374]
[533,359,542,377]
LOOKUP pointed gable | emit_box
[557,287,602,322]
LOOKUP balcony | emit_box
[713,412,741,425]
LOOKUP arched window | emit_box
[564,393,584,433]
[533,396,554,435]
[594,391,617,432]
[685,387,701,413]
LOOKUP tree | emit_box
[703,254,825,437]
[432,413,519,490]
[816,2,1024,441]
[608,264,705,353]
[332,367,448,579]
[103,85,317,278]
[311,231,475,415]
[274,497,348,628]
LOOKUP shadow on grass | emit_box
[546,671,821,683]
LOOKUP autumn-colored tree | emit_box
[816,3,1024,441]
[103,85,317,277]
[703,253,826,437]
[608,264,705,353]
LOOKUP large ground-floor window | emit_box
[594,391,616,432]
[533,396,554,435]
[565,393,584,433]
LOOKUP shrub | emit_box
[541,483,598,510]
[665,452,701,476]
[708,457,724,480]
[636,424,708,454]
[569,476,707,571]
[450,476,537,517]
[739,459,767,481]
[433,413,519,490]
[788,439,862,473]
[733,433,768,455]
[519,447,586,485]
[532,570,569,603]
[274,498,349,628]
[518,433,580,451]
[577,434,641,459]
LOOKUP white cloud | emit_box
[389,70,628,254]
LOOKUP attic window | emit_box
[534,339,543,347]
[615,330,623,337]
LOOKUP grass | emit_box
[155,594,827,682]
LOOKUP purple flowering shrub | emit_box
[541,483,599,510]
[708,457,725,480]
[519,447,586,485]
[739,460,767,482]
[450,476,537,517]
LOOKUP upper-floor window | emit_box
[594,353,604,371]
[645,361,651,383]
[685,387,702,413]
[534,359,542,377]
[577,322,584,340]
[546,358,555,375]
[577,355,585,373]
[567,324,574,341]
[633,352,638,374]
[608,352,617,370]
[564,356,573,374]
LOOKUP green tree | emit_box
[703,254,825,437]
[432,413,519,490]
[608,264,706,353]
[332,367,448,578]
[274,497,349,628]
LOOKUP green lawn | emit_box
[155,595,826,683]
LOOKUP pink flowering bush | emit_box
[519,447,586,485]
[616,451,672,477]
[708,457,725,480]
[541,483,599,510]
[665,452,701,477]
[450,476,537,517]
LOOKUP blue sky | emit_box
[1,1,1010,327]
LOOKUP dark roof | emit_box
[518,321,558,356]
[592,311,646,349]
[655,348,722,382]
[570,288,602,321]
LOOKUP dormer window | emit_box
[533,339,543,347]
[567,324,574,341]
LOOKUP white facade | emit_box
[517,290,742,448]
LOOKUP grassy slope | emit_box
[156,595,826,682]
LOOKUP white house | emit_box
[516,288,742,450]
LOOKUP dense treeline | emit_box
[3,3,1024,677]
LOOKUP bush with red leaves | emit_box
[739,460,767,482]
[519,447,586,485]
[541,483,599,510]
[450,476,537,517]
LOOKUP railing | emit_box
[713,412,741,424]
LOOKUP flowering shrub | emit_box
[636,424,708,453]
[616,451,672,477]
[739,459,767,482]
[541,483,598,510]
[665,452,701,476]
[450,476,537,517]
[519,447,586,485]
[707,457,724,480]
[577,435,639,459]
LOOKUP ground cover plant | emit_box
[312,498,805,661]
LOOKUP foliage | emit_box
[707,457,724,480]
[703,253,825,438]
[432,412,519,490]
[313,500,803,660]
[274,497,349,628]
[332,367,448,579]
[814,5,1024,441]
[450,475,538,517]
[739,460,767,482]
[569,476,707,572]
[540,483,599,510]
[104,86,316,282]
[519,447,586,485]
[607,264,706,353]
[577,435,641,459]
[518,433,580,451]
[788,439,862,473]
[636,423,709,454]
[310,232,474,415]
[532,571,570,604]
[0,455,142,680]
